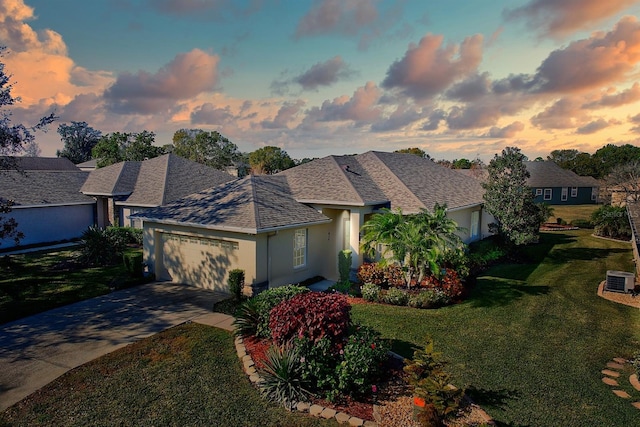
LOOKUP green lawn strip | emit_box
[549,204,599,224]
[0,250,144,325]
[0,323,337,427]
[352,229,640,427]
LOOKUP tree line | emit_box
[56,121,313,175]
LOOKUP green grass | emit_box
[0,249,149,325]
[352,229,640,427]
[0,323,337,427]
[549,204,599,224]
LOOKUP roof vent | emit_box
[605,270,636,293]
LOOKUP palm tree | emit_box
[360,204,464,288]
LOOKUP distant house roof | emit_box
[1,170,93,207]
[277,151,485,213]
[0,156,79,171]
[80,153,235,207]
[524,161,600,188]
[76,159,98,170]
[133,175,331,234]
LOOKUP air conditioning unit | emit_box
[605,270,636,293]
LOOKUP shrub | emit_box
[228,269,245,300]
[232,298,261,336]
[404,337,464,423]
[383,263,406,288]
[294,336,338,393]
[356,263,385,286]
[420,269,464,300]
[122,251,144,277]
[336,326,389,398]
[338,250,352,283]
[570,219,593,229]
[631,352,640,376]
[253,285,309,338]
[79,226,121,266]
[408,289,451,309]
[382,287,409,306]
[328,280,355,295]
[592,205,631,239]
[258,344,312,410]
[269,292,351,347]
[361,283,381,302]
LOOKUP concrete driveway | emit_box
[0,282,234,411]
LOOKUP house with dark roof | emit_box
[134,151,493,293]
[0,157,95,248]
[81,153,235,228]
[526,161,600,205]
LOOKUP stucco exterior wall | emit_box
[1,204,95,248]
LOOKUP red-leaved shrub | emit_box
[419,269,463,299]
[356,262,385,286]
[384,264,406,288]
[269,292,351,346]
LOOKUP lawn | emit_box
[549,203,600,224]
[0,249,147,325]
[352,229,640,427]
[2,213,639,426]
[0,323,337,427]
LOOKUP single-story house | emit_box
[80,153,235,228]
[0,157,95,248]
[526,161,600,204]
[134,151,493,293]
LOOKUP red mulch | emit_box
[242,333,407,422]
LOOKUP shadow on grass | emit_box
[389,339,420,359]
[466,387,529,427]
[544,247,629,265]
[466,278,549,308]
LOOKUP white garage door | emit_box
[160,233,239,291]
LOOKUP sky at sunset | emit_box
[2,0,640,161]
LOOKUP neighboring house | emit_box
[135,151,493,293]
[526,161,600,204]
[76,158,98,171]
[80,153,235,228]
[0,157,95,248]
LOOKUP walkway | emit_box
[0,282,233,411]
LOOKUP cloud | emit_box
[0,0,66,54]
[295,0,378,38]
[504,0,638,38]
[301,81,382,127]
[483,121,525,138]
[104,49,220,114]
[149,0,260,20]
[422,109,447,131]
[271,56,356,94]
[445,72,491,102]
[530,97,588,129]
[382,34,483,100]
[532,16,640,93]
[630,113,640,133]
[371,104,425,132]
[582,83,640,108]
[191,103,234,124]
[576,117,611,134]
[261,100,305,129]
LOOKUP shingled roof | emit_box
[133,175,330,233]
[1,170,93,207]
[0,156,79,171]
[525,161,600,188]
[277,151,485,213]
[81,153,235,206]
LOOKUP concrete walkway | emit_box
[0,282,234,411]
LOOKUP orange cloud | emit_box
[505,0,638,38]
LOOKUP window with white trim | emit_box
[561,187,568,201]
[543,188,552,200]
[293,229,307,268]
[571,187,578,197]
[535,188,542,196]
